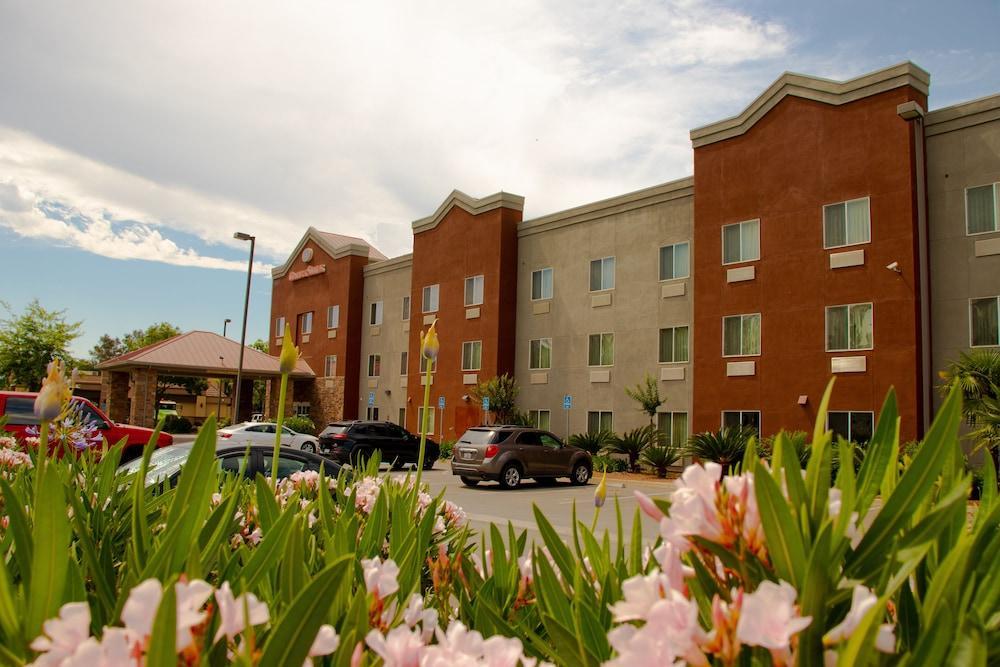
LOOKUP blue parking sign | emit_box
[368,392,375,407]
[563,394,572,410]
[438,396,445,410]
[482,396,490,411]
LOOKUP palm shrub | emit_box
[639,441,682,478]
[685,424,757,473]
[602,425,656,472]
[624,373,663,426]
[568,429,615,454]
[941,348,1000,476]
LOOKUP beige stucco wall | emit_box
[926,94,1000,408]
[359,255,413,426]
[514,178,694,439]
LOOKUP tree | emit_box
[941,349,1000,474]
[470,374,519,425]
[0,300,82,390]
[90,333,127,364]
[624,373,664,427]
[250,339,269,412]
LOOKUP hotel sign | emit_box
[288,264,326,282]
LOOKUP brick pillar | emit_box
[102,371,130,423]
[309,377,344,428]
[129,368,158,428]
[234,379,254,424]
[266,377,294,420]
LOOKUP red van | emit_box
[0,391,173,460]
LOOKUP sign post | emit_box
[481,396,490,425]
[562,394,572,438]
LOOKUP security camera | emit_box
[885,261,900,273]
[461,394,470,401]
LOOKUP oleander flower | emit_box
[365,625,425,667]
[34,359,72,421]
[362,557,400,599]
[304,624,340,666]
[214,581,269,642]
[402,593,438,643]
[121,578,213,650]
[606,590,707,667]
[634,490,665,522]
[279,326,299,374]
[823,586,895,653]
[736,580,811,655]
[610,571,675,622]
[29,602,92,667]
[420,320,440,361]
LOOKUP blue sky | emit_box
[0,0,997,360]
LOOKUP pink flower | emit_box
[362,557,400,599]
[302,624,340,666]
[666,463,723,542]
[610,572,673,622]
[606,591,706,666]
[365,626,424,667]
[121,578,212,651]
[29,602,92,666]
[736,581,811,654]
[214,581,269,642]
[634,490,665,522]
[652,541,693,593]
[402,594,438,643]
[422,621,533,667]
[823,586,895,654]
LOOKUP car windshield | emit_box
[459,429,500,445]
[119,445,193,485]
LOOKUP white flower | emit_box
[665,463,723,542]
[29,602,92,666]
[365,625,425,667]
[610,572,672,622]
[403,593,438,643]
[422,621,533,667]
[121,578,212,651]
[606,591,705,667]
[737,580,811,652]
[824,586,895,653]
[301,624,340,666]
[362,557,400,599]
[214,581,269,641]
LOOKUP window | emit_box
[369,301,383,326]
[722,411,760,433]
[422,284,439,313]
[656,412,689,447]
[327,305,340,329]
[462,341,482,371]
[275,317,285,337]
[723,314,761,357]
[824,198,871,248]
[398,407,406,426]
[419,355,437,373]
[464,275,484,307]
[828,411,874,444]
[400,351,408,375]
[3,396,37,425]
[966,183,999,235]
[659,242,690,281]
[324,355,337,377]
[722,220,760,264]
[971,296,1000,347]
[366,407,380,421]
[367,354,381,377]
[588,333,614,366]
[587,411,613,434]
[417,407,435,435]
[293,402,310,418]
[531,268,553,300]
[589,257,615,291]
[529,338,552,370]
[401,296,411,321]
[659,326,689,363]
[528,410,551,431]
[826,303,873,352]
[300,312,313,335]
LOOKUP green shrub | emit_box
[602,425,657,472]
[685,425,756,473]
[438,439,456,460]
[640,444,682,478]
[161,414,193,433]
[284,415,316,435]
[591,454,628,473]
[568,429,615,454]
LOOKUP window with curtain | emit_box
[367,354,381,377]
[589,257,615,291]
[659,326,689,363]
[723,314,760,356]
[587,411,613,434]
[324,355,337,377]
[826,303,873,351]
[530,338,552,369]
[327,305,340,329]
[588,333,614,366]
[722,411,760,433]
[966,184,999,235]
[419,355,436,373]
[464,275,484,307]
[461,341,482,371]
[275,317,285,337]
[400,351,408,375]
[656,412,688,447]
[369,301,383,326]
[659,242,690,280]
[417,407,435,435]
[301,312,313,334]
[722,220,760,264]
[422,285,439,313]
[971,297,1000,347]
[824,198,871,248]
[828,412,874,444]
[529,410,551,430]
[401,296,410,321]
[531,268,553,300]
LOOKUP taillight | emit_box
[220,433,232,439]
[332,433,348,440]
[484,444,498,459]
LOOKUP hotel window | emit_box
[417,407,435,435]
[369,301,383,326]
[971,296,1000,347]
[588,333,614,366]
[531,268,553,300]
[462,341,482,371]
[723,314,761,357]
[659,326,689,363]
[722,410,760,433]
[722,220,760,264]
[422,284,439,313]
[529,410,551,431]
[828,411,874,445]
[966,183,999,235]
[293,402,311,418]
[275,317,285,337]
[529,338,552,370]
[400,351,408,375]
[327,305,340,329]
[824,198,871,248]
[401,296,411,321]
[419,355,437,373]
[659,242,690,281]
[590,257,615,291]
[826,303,873,352]
[464,275,484,307]
[398,407,406,426]
[366,407,379,421]
[324,355,337,377]
[656,412,689,447]
[301,312,313,335]
[367,354,381,378]
[587,411,613,434]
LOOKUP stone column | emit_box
[101,371,131,423]
[129,368,158,428]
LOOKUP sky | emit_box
[1,0,998,359]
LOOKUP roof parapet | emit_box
[925,92,1000,137]
[271,227,385,279]
[411,190,525,234]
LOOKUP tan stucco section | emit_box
[926,94,1000,405]
[515,178,694,438]
[359,255,413,425]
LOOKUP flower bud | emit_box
[420,320,440,361]
[594,467,607,508]
[34,359,69,421]
[279,326,299,374]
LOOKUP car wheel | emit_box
[423,457,435,470]
[570,463,592,486]
[499,463,522,490]
[460,476,479,487]
[300,441,316,453]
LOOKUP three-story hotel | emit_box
[268,62,1000,446]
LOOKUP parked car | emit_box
[318,421,438,469]
[450,425,592,489]
[119,443,341,487]
[0,390,173,461]
[217,422,319,452]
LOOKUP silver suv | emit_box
[450,426,593,489]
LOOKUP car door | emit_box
[382,423,412,463]
[514,431,545,476]
[280,426,297,447]
[540,433,573,474]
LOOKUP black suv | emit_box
[318,421,439,469]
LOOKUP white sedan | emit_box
[217,422,319,452]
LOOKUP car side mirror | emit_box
[98,421,111,430]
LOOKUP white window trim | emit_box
[969,295,1000,348]
[275,317,285,337]
[822,197,872,250]
[369,301,384,326]
[588,332,615,367]
[461,340,483,372]
[658,325,690,364]
[657,411,689,443]
[827,411,875,442]
[419,355,438,374]
[720,410,761,430]
[324,354,337,377]
[422,284,440,314]
[825,302,875,353]
[589,256,616,293]
[398,407,406,427]
[464,275,485,307]
[965,183,1000,237]
[529,338,552,370]
[531,267,554,301]
[301,312,313,335]
[529,409,551,429]
[587,411,614,433]
[367,354,381,378]
[401,296,411,322]
[721,219,761,266]
[721,314,762,358]
[658,241,691,282]
[327,305,340,330]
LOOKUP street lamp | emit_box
[222,318,232,338]
[217,355,225,419]
[232,231,256,424]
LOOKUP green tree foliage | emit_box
[470,374,519,424]
[624,373,663,426]
[941,348,1000,474]
[0,299,82,390]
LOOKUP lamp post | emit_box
[217,355,225,419]
[232,232,256,424]
[223,318,232,338]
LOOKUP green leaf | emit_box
[128,436,157,572]
[855,389,899,514]
[754,463,806,588]
[146,579,177,667]
[238,505,297,594]
[804,428,833,530]
[532,505,576,584]
[0,558,21,648]
[0,478,32,588]
[25,462,71,642]
[255,473,279,533]
[811,378,836,450]
[946,614,987,666]
[163,416,218,570]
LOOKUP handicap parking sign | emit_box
[563,394,572,410]
[482,396,490,411]
[438,396,445,410]
[368,392,375,407]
